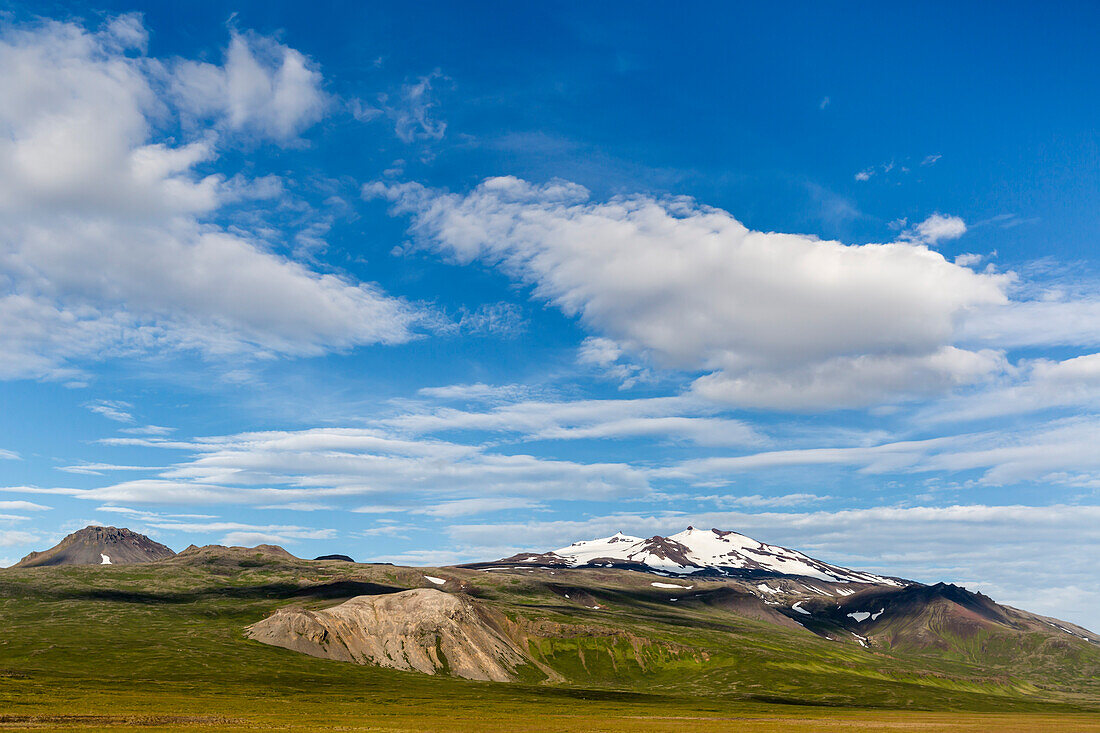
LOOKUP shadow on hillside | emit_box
[8,580,404,605]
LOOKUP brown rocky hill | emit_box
[15,525,175,567]
[246,588,529,682]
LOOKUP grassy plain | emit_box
[1,552,1097,731]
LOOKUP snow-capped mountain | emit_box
[497,526,903,585]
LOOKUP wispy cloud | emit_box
[383,70,448,143]
[83,400,134,424]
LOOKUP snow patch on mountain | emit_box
[532,527,902,585]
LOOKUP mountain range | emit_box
[8,523,1099,705]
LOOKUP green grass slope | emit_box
[0,549,1097,731]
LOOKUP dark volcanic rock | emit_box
[14,526,175,568]
[314,554,355,562]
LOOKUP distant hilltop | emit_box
[14,525,175,568]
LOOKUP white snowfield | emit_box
[848,608,885,623]
[546,527,901,585]
[100,554,111,565]
[423,576,446,585]
[651,582,692,589]
[791,601,811,615]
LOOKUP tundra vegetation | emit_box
[2,544,1099,731]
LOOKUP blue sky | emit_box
[1,2,1099,627]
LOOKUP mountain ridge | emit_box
[481,526,907,586]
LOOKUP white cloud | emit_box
[0,17,418,381]
[441,302,526,337]
[384,71,447,143]
[15,427,652,506]
[577,336,622,367]
[351,505,405,514]
[718,493,831,508]
[662,414,1100,488]
[146,519,335,547]
[903,213,967,245]
[0,449,19,460]
[0,500,50,511]
[171,30,327,143]
[119,425,175,436]
[958,297,1100,349]
[258,502,336,512]
[577,336,651,388]
[83,399,134,423]
[691,346,1006,410]
[413,497,545,517]
[369,177,1008,409]
[56,463,157,476]
[416,383,533,402]
[0,529,39,548]
[917,352,1100,424]
[100,13,148,52]
[382,395,764,447]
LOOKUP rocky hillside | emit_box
[247,588,529,681]
[14,525,175,567]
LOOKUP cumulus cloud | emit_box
[691,347,1007,410]
[0,16,417,381]
[577,336,652,388]
[171,30,327,143]
[368,177,1009,409]
[903,213,967,245]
